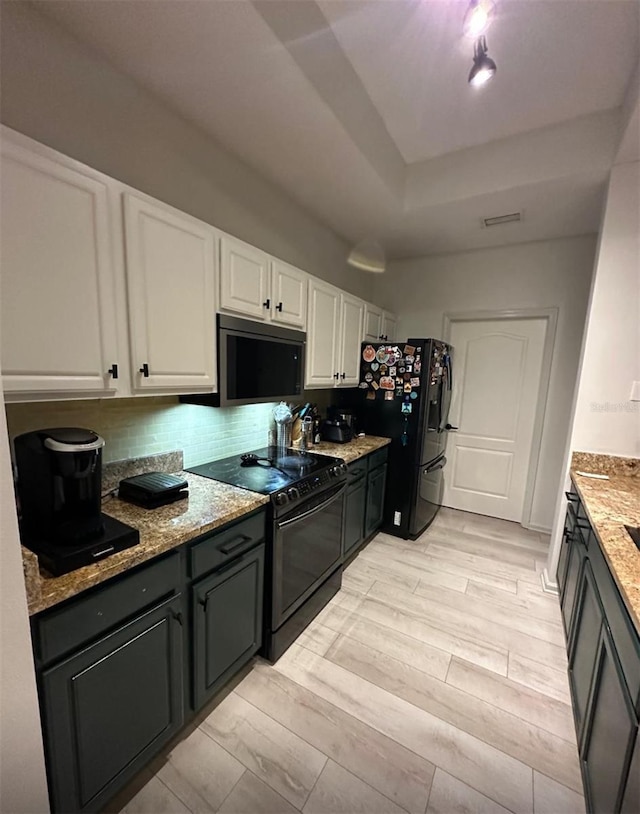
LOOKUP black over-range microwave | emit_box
[181,314,305,407]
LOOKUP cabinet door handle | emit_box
[171,610,183,626]
[108,364,119,380]
[334,372,339,380]
[341,372,346,379]
[263,298,271,309]
[220,534,252,556]
[276,302,283,312]
[139,363,150,378]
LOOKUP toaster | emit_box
[320,419,354,444]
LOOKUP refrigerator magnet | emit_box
[405,355,415,364]
[358,382,368,389]
[366,390,376,400]
[403,372,411,381]
[399,366,405,373]
[410,377,420,387]
[376,347,390,363]
[404,382,412,393]
[395,387,403,397]
[380,376,394,390]
[414,360,422,373]
[389,366,396,376]
[401,402,412,414]
[371,380,380,390]
[365,372,373,382]
[363,345,376,362]
[405,364,413,373]
[410,391,418,399]
[370,362,379,372]
[403,344,416,356]
[384,390,394,401]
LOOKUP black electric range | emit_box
[186,446,348,662]
[187,446,347,517]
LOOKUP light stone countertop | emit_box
[22,435,390,616]
[23,474,269,616]
[570,452,640,633]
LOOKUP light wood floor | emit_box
[118,509,585,814]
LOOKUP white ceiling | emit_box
[34,0,639,258]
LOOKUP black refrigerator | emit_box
[358,338,453,539]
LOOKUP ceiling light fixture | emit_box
[347,239,386,274]
[463,0,495,38]
[468,36,497,87]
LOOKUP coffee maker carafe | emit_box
[15,427,106,544]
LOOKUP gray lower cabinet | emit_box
[365,460,387,538]
[342,448,388,561]
[192,543,264,709]
[40,594,184,813]
[560,487,640,814]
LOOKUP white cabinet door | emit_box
[219,236,270,321]
[338,294,364,387]
[271,260,307,329]
[0,139,120,397]
[381,311,397,341]
[363,304,383,341]
[124,194,216,392]
[305,280,340,388]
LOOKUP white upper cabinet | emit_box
[219,236,270,321]
[123,194,216,392]
[364,303,397,341]
[270,260,307,329]
[305,279,340,388]
[219,238,307,329]
[381,311,398,341]
[363,303,383,341]
[338,294,364,387]
[0,134,121,398]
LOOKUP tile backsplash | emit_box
[4,397,278,467]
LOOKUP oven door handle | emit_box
[277,483,346,529]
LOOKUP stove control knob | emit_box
[287,487,300,501]
[274,492,289,506]
[330,464,345,477]
[339,463,348,475]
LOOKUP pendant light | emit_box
[468,36,497,87]
[347,239,386,273]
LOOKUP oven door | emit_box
[272,482,345,630]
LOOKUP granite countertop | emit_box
[570,452,640,633]
[301,434,391,464]
[23,474,269,616]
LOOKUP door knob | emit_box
[445,423,458,431]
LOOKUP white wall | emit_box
[373,235,597,531]
[0,2,372,302]
[0,396,50,812]
[571,161,640,456]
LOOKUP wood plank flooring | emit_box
[118,509,584,814]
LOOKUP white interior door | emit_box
[443,317,547,522]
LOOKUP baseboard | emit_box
[523,522,553,535]
[541,567,559,595]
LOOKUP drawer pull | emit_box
[171,610,183,626]
[220,534,252,556]
[565,491,579,502]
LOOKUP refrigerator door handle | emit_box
[424,456,447,474]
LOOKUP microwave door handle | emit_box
[277,484,346,529]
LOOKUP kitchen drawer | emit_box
[189,510,265,579]
[34,551,181,666]
[589,533,640,712]
[347,457,368,484]
[368,447,388,472]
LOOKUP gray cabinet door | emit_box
[41,595,184,813]
[569,561,603,742]
[365,464,387,538]
[561,525,586,639]
[343,477,367,560]
[620,728,640,814]
[192,544,264,710]
[582,624,637,814]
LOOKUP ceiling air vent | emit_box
[482,211,522,228]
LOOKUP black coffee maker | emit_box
[14,428,139,575]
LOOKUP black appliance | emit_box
[327,406,358,434]
[118,472,189,508]
[320,419,354,444]
[14,428,140,576]
[358,338,453,539]
[181,314,305,407]
[187,446,347,662]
